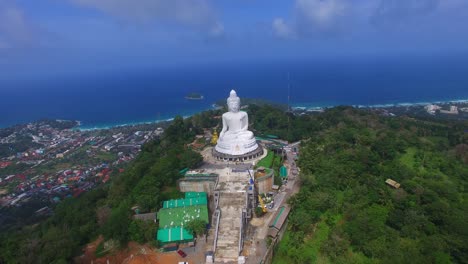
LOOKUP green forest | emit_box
[272,107,468,264]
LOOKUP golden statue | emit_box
[211,130,219,145]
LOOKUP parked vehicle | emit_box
[177,249,187,258]
[268,201,275,209]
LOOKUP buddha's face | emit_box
[227,98,240,112]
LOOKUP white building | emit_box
[425,104,441,114]
[440,105,459,115]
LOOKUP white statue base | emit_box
[212,144,263,162]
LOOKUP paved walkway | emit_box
[196,146,272,264]
[214,170,249,263]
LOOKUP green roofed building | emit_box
[162,196,207,209]
[157,192,209,245]
[268,206,291,238]
[270,206,286,229]
[185,191,207,199]
[280,165,288,179]
[157,227,193,244]
[157,205,209,229]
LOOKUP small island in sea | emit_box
[185,92,204,100]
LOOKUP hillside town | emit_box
[290,100,468,120]
[0,120,165,213]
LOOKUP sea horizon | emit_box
[2,58,468,130]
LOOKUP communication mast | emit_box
[287,72,291,140]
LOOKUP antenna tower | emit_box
[287,72,291,140]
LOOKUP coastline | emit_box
[77,106,215,131]
[81,97,468,131]
[78,116,184,131]
[2,97,467,131]
[291,98,468,112]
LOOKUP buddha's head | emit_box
[227,90,240,112]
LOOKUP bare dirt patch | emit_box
[76,238,188,264]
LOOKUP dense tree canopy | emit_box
[274,107,468,264]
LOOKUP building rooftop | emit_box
[254,167,273,180]
[157,205,209,229]
[162,196,207,209]
[269,206,291,230]
[184,191,207,199]
[385,178,401,189]
[157,227,193,244]
[280,166,288,178]
[184,173,218,178]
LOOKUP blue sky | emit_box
[1,0,468,79]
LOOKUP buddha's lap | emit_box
[221,131,254,140]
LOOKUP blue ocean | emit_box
[2,56,468,129]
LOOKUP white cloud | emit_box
[0,3,36,50]
[272,0,348,39]
[71,0,222,34]
[370,0,440,26]
[272,0,461,39]
[272,18,295,39]
[295,0,346,29]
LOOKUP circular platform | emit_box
[212,145,264,162]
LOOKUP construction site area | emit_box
[149,137,300,264]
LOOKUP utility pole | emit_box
[287,72,291,141]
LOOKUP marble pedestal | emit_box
[212,145,263,162]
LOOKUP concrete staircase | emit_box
[215,192,245,263]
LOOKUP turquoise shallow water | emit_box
[2,57,468,129]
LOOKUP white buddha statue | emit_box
[215,90,259,156]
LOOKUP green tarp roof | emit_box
[157,227,193,243]
[157,205,209,229]
[271,206,286,227]
[163,196,207,209]
[185,192,206,199]
[280,166,288,178]
[179,168,189,175]
[269,206,291,230]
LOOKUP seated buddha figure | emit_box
[215,90,259,156]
